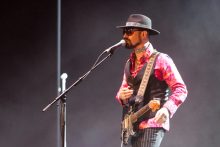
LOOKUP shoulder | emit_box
[157,52,172,60]
[155,52,175,68]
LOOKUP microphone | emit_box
[104,39,126,54]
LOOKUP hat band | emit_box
[126,22,151,29]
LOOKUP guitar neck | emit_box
[132,104,150,123]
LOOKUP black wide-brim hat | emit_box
[117,14,160,35]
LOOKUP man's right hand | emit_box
[119,87,134,102]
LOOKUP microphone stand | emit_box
[60,73,68,147]
[42,45,119,147]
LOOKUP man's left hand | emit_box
[154,107,169,125]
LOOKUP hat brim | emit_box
[116,26,160,35]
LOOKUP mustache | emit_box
[123,39,132,49]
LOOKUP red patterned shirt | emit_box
[116,42,188,130]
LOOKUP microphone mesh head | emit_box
[61,73,68,79]
[120,39,126,47]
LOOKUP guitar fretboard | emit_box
[131,104,150,123]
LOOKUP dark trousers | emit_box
[128,128,165,147]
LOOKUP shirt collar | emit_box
[144,41,155,58]
[130,41,155,62]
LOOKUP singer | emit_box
[115,14,188,147]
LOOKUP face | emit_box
[122,28,148,49]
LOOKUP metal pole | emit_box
[57,0,61,147]
[60,73,68,147]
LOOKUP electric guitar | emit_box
[121,99,160,145]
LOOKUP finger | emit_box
[154,116,161,123]
[155,112,164,123]
[158,118,165,124]
[123,93,132,99]
[124,91,133,95]
[161,114,167,119]
[155,117,163,124]
[122,91,133,96]
[155,115,167,124]
[120,92,132,100]
[121,88,127,92]
[155,110,162,119]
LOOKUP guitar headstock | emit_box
[149,99,160,112]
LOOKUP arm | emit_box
[157,54,188,118]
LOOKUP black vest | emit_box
[123,56,169,121]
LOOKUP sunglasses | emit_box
[123,28,144,36]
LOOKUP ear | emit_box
[141,31,149,40]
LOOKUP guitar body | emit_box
[121,99,160,145]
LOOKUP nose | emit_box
[123,33,128,38]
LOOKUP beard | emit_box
[124,34,142,49]
[124,39,133,49]
[124,39,141,49]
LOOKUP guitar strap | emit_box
[135,51,160,104]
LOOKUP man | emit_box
[115,14,188,147]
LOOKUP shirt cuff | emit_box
[163,100,178,118]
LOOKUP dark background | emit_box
[1,0,220,147]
